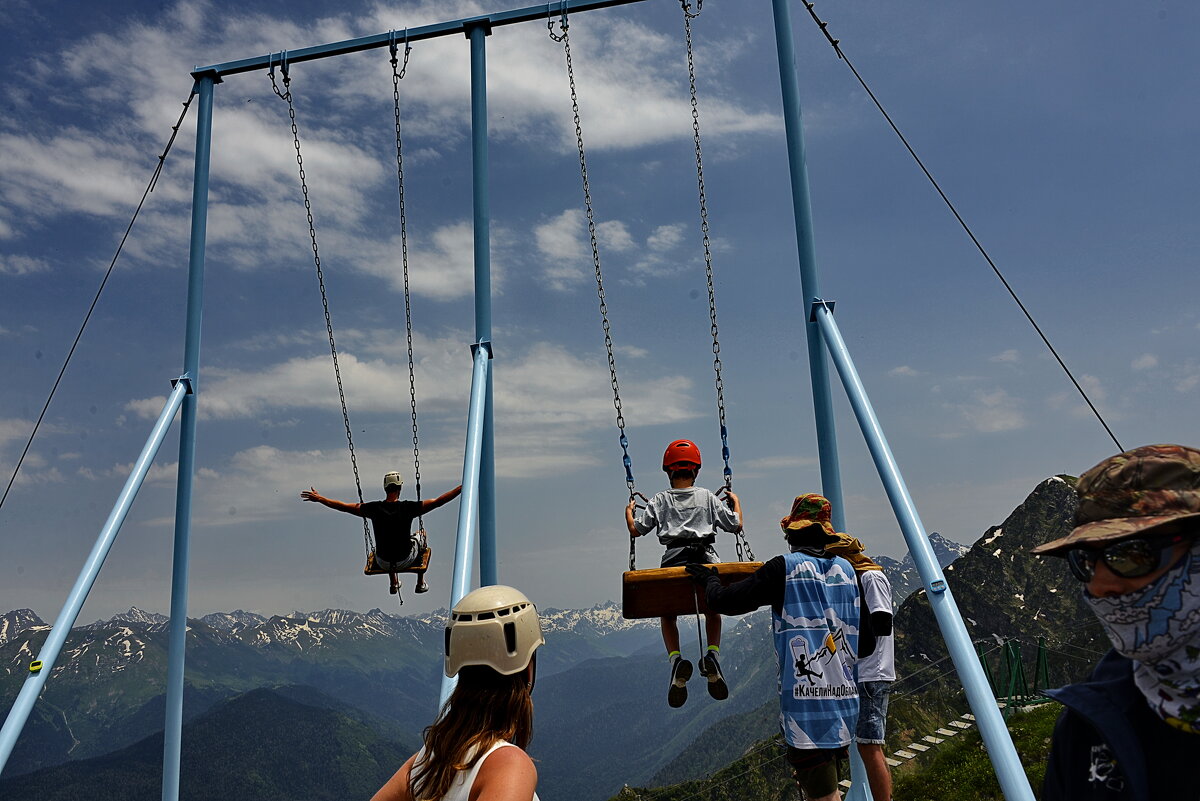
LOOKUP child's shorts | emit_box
[660,541,717,568]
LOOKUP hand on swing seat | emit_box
[685,563,719,584]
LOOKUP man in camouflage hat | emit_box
[1034,444,1200,800]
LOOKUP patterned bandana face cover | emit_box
[1084,541,1200,733]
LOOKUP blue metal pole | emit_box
[467,21,498,587]
[811,301,1034,801]
[192,0,651,79]
[441,343,492,706]
[769,0,844,530]
[0,379,190,776]
[162,72,215,801]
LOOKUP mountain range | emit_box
[1,476,1100,800]
[614,474,1106,800]
[875,531,972,604]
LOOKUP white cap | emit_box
[383,471,403,490]
[444,585,544,677]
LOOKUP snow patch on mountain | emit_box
[0,609,43,646]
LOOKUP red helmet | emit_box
[662,439,702,472]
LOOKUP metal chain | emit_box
[680,2,733,493]
[681,3,750,563]
[737,529,755,562]
[390,37,424,533]
[550,8,637,505]
[270,60,374,557]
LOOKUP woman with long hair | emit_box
[371,585,544,801]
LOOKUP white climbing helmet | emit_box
[383,471,403,491]
[444,585,545,677]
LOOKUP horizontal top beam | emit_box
[192,0,650,80]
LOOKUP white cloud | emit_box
[597,220,634,252]
[739,454,817,474]
[1079,374,1106,403]
[647,224,685,252]
[536,209,585,267]
[990,349,1020,364]
[1174,363,1199,394]
[0,419,31,464]
[0,254,51,275]
[535,210,636,290]
[956,388,1026,433]
[127,331,697,422]
[1131,353,1157,371]
[0,0,777,304]
[352,220,484,301]
[86,461,220,485]
[632,223,689,278]
[888,365,920,377]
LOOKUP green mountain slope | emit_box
[892,476,1107,704]
[0,686,416,801]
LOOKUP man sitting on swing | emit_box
[302,472,461,595]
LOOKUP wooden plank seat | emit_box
[363,533,431,576]
[622,561,763,619]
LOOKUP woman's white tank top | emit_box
[427,740,540,801]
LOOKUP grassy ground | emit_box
[891,702,1060,800]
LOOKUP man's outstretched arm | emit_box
[687,556,785,617]
[421,485,462,513]
[300,488,363,515]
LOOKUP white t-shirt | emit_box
[857,569,896,682]
[634,486,740,544]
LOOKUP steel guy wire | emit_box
[800,1,1124,452]
[0,86,198,514]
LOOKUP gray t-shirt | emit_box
[634,486,740,545]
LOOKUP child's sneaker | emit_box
[668,657,693,708]
[700,651,729,700]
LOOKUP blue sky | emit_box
[1,0,1197,621]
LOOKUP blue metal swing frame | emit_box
[0,3,1036,800]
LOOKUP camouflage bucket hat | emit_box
[780,493,838,543]
[1032,444,1200,556]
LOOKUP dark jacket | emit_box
[1043,650,1197,801]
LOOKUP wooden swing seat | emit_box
[621,561,763,619]
[364,535,431,576]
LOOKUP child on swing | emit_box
[625,439,742,707]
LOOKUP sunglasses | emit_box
[1066,534,1189,583]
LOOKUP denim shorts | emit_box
[856,680,891,744]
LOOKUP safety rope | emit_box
[679,1,752,564]
[800,1,1124,453]
[269,56,373,557]
[389,33,425,533]
[0,87,198,514]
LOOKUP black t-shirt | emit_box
[359,500,422,563]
